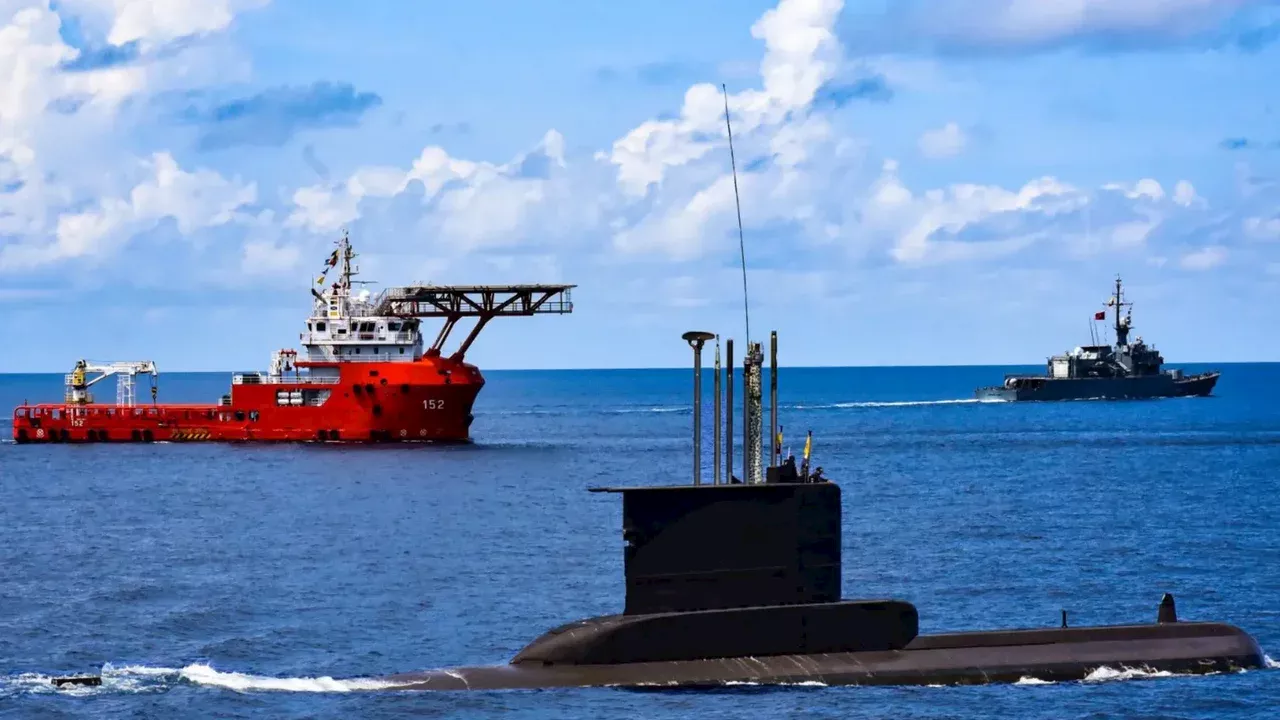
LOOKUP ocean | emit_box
[2,363,1279,719]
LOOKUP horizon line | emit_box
[1,360,1274,375]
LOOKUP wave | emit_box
[1083,666,1176,682]
[181,664,400,692]
[794,399,1000,410]
[0,663,400,698]
[483,397,1009,417]
[485,405,689,417]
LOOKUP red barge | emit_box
[11,233,574,444]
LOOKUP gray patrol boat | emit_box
[976,277,1219,402]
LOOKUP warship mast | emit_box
[1112,275,1132,347]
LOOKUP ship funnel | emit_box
[682,331,716,486]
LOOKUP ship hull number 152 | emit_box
[424,399,445,410]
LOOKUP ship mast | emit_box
[1112,274,1132,347]
[339,229,356,292]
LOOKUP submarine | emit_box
[376,330,1264,691]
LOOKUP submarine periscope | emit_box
[383,330,1264,691]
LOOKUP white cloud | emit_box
[1244,216,1280,241]
[891,0,1264,51]
[0,0,263,273]
[7,0,1269,298]
[605,0,844,197]
[918,122,967,158]
[286,184,360,234]
[873,164,1079,264]
[269,0,1275,279]
[1180,245,1227,270]
[286,129,586,252]
[613,174,741,260]
[0,152,256,269]
[1173,180,1201,208]
[1104,178,1166,202]
[55,0,270,47]
[242,239,301,275]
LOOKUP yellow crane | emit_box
[65,360,159,406]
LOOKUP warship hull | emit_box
[382,621,1262,691]
[976,371,1219,402]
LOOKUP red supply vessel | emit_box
[11,232,574,444]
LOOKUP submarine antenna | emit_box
[683,331,716,486]
[713,337,722,485]
[725,338,734,484]
[770,330,778,468]
[723,83,751,346]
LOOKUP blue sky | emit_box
[2,0,1279,372]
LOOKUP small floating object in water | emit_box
[52,675,102,688]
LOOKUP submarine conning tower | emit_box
[510,330,921,667]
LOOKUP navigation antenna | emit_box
[722,84,751,345]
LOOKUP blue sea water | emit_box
[2,363,1279,719]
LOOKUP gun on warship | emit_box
[976,276,1220,402]
[376,330,1262,691]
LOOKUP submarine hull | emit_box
[384,621,1263,691]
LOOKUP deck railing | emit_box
[231,374,342,386]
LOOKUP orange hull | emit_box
[12,356,482,444]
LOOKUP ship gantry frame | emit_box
[374,284,575,360]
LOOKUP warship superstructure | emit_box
[976,276,1219,402]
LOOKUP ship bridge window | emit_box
[316,322,326,331]
[51,410,61,420]
[15,408,26,417]
[388,321,401,331]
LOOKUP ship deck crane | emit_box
[66,360,159,407]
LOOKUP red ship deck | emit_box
[13,357,483,444]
